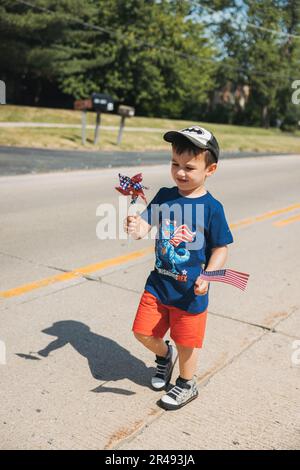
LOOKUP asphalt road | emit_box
[0,145,295,175]
[0,155,299,449]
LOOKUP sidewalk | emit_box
[0,158,299,450]
[0,122,164,132]
[1,212,299,449]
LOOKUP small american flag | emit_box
[169,224,196,247]
[199,269,250,291]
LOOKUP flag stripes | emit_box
[199,269,249,291]
[169,224,196,247]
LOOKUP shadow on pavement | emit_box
[17,320,154,396]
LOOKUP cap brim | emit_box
[163,130,208,151]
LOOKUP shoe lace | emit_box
[155,357,169,378]
[169,385,184,396]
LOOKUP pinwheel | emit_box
[115,172,149,246]
[115,173,149,205]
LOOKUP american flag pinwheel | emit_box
[115,173,149,205]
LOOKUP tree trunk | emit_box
[34,79,42,105]
[262,105,270,128]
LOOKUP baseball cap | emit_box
[163,125,220,162]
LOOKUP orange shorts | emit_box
[132,290,208,349]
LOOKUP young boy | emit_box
[124,126,234,410]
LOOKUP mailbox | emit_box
[74,99,92,111]
[91,93,114,112]
[0,80,6,105]
[117,105,135,145]
[73,93,120,146]
[118,105,135,118]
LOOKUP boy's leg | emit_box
[133,332,168,357]
[132,291,177,390]
[159,344,199,410]
[134,332,177,390]
[175,343,199,380]
[132,290,169,357]
[158,308,207,410]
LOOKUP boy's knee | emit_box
[133,331,152,343]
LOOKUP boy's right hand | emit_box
[124,214,141,237]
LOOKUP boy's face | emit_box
[171,149,217,193]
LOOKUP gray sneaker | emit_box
[151,341,177,391]
[159,376,198,410]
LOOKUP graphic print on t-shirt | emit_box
[155,219,196,282]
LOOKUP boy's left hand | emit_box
[194,277,209,296]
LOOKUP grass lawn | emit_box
[0,105,299,153]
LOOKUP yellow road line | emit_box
[2,201,300,299]
[0,246,153,299]
[273,213,300,227]
[229,202,300,229]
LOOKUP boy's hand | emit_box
[194,277,209,296]
[124,214,141,238]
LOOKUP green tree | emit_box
[57,0,217,117]
[274,0,300,130]
[0,0,97,104]
[194,0,300,128]
[0,0,218,117]
[244,0,296,127]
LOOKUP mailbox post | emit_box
[74,94,114,146]
[117,105,135,145]
[74,99,92,145]
[91,93,114,145]
[0,80,6,105]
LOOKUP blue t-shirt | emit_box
[140,186,234,314]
